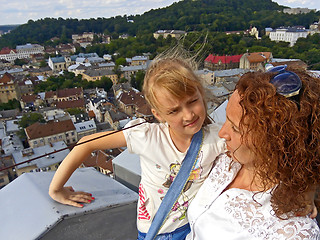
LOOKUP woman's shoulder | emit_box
[224,189,319,239]
[212,153,239,171]
[268,217,320,239]
[207,153,241,185]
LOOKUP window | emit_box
[33,141,37,145]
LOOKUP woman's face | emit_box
[218,90,256,168]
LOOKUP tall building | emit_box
[269,26,309,47]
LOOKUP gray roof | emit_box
[121,64,147,72]
[0,121,4,138]
[112,149,141,192]
[214,68,249,78]
[271,26,308,32]
[209,99,228,124]
[5,119,20,133]
[222,81,237,91]
[0,68,24,75]
[50,56,65,63]
[196,69,214,75]
[74,119,96,133]
[155,30,186,34]
[0,167,138,240]
[109,110,129,122]
[271,58,302,62]
[206,85,231,98]
[112,82,131,92]
[78,53,99,58]
[2,134,24,155]
[98,62,115,67]
[16,43,43,50]
[11,141,70,169]
[76,57,104,63]
[84,69,114,77]
[90,96,107,105]
[0,109,20,120]
[132,56,148,61]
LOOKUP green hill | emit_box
[0,0,319,49]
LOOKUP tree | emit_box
[17,112,45,139]
[14,58,28,66]
[66,108,85,115]
[39,60,47,68]
[115,57,126,66]
[131,70,145,91]
[119,77,128,83]
[99,76,113,91]
[0,99,21,110]
[19,112,45,129]
[135,70,145,91]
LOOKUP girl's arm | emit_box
[49,130,127,207]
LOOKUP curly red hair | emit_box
[236,68,320,218]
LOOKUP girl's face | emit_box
[218,90,256,168]
[152,88,206,140]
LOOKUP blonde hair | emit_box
[143,48,211,124]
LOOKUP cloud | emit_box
[275,0,319,9]
[0,0,318,25]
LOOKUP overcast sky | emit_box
[0,0,319,26]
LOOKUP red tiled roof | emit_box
[205,54,242,64]
[88,110,95,118]
[246,52,272,63]
[57,88,83,98]
[25,119,75,140]
[21,95,37,103]
[0,47,16,55]
[271,60,307,70]
[136,103,152,116]
[119,90,146,106]
[83,150,113,172]
[55,99,85,109]
[45,91,56,99]
[0,72,14,84]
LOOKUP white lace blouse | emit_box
[186,154,320,240]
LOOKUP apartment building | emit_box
[25,119,77,148]
[269,26,309,47]
[0,72,20,103]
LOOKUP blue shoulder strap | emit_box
[145,129,204,240]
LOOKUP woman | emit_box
[186,66,320,239]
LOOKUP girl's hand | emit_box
[49,186,94,208]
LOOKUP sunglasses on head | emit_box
[266,64,302,98]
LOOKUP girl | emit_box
[49,51,225,239]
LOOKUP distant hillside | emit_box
[0,0,319,49]
[0,25,19,33]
